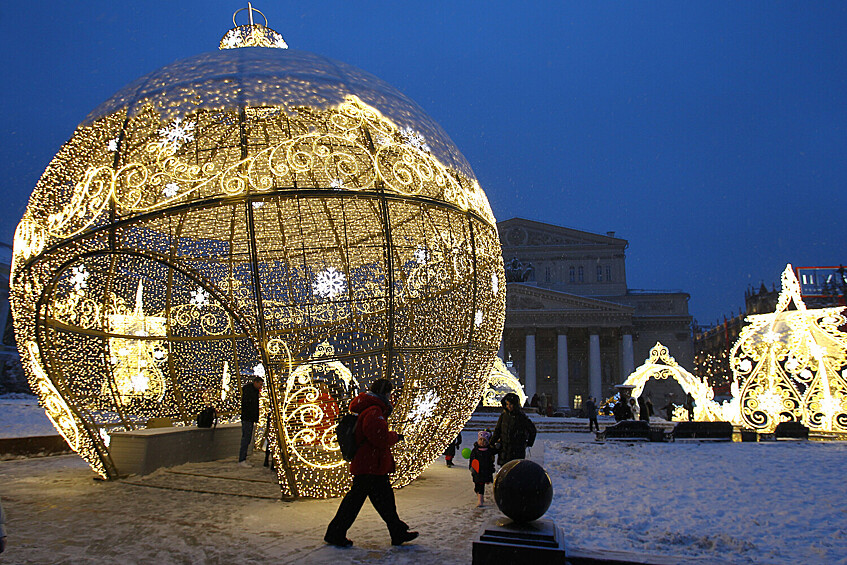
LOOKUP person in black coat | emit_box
[584,396,599,432]
[613,395,633,422]
[469,430,498,507]
[491,392,537,466]
[443,432,462,467]
[238,376,263,466]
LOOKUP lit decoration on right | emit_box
[730,264,847,432]
[482,357,527,407]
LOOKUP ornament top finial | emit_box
[220,3,288,50]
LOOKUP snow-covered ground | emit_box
[1,429,845,564]
[0,394,54,438]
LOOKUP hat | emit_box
[501,392,521,406]
[478,430,492,442]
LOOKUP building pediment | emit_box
[506,283,634,314]
[498,218,627,248]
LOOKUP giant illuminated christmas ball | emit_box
[11,15,505,497]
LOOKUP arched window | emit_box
[569,266,575,283]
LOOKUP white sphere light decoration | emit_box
[11,10,506,497]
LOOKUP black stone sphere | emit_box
[493,459,553,523]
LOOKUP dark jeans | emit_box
[239,420,255,462]
[588,416,599,431]
[474,481,487,495]
[326,474,409,541]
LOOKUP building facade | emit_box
[498,218,693,408]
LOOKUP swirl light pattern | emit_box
[482,357,527,407]
[730,265,847,433]
[622,342,729,422]
[11,15,505,496]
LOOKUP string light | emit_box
[628,265,847,432]
[10,11,505,495]
[730,264,847,432]
[482,357,527,407]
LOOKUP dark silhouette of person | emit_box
[585,396,599,432]
[491,392,537,466]
[325,378,418,547]
[238,376,263,466]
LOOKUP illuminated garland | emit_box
[623,342,730,422]
[730,265,847,432]
[482,357,527,407]
[11,17,506,495]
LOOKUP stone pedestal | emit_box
[473,517,566,565]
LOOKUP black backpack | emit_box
[336,413,359,462]
[197,406,217,428]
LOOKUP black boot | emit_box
[391,530,419,546]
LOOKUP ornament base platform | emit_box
[473,517,566,564]
[473,517,732,565]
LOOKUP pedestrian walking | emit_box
[469,431,497,507]
[444,432,462,467]
[238,376,263,467]
[325,379,419,548]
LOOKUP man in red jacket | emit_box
[324,378,419,547]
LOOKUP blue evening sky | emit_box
[2,1,846,326]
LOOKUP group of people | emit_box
[528,392,554,416]
[612,394,654,422]
[468,392,537,506]
[325,387,538,547]
[230,372,539,549]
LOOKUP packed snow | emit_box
[1,420,846,564]
[0,394,54,439]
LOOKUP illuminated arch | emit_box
[482,357,527,407]
[623,342,724,421]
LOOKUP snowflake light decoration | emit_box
[189,287,210,307]
[107,138,119,152]
[408,390,440,424]
[491,272,499,295]
[252,201,265,209]
[70,265,89,291]
[330,178,345,189]
[253,363,266,379]
[400,126,430,152]
[757,389,783,415]
[163,183,180,198]
[157,118,195,150]
[413,245,429,265]
[312,267,347,299]
[474,310,484,327]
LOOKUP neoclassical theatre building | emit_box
[497,218,693,409]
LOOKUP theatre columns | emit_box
[589,329,602,401]
[622,329,635,380]
[557,330,569,408]
[525,330,537,400]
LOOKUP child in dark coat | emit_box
[469,430,497,507]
